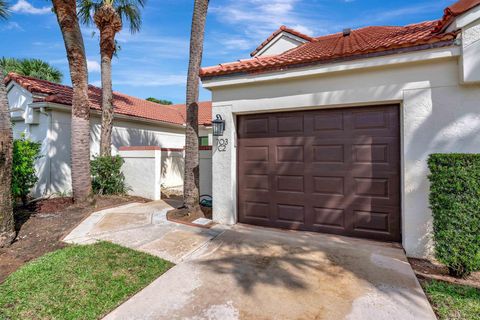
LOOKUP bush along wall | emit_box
[428,154,480,278]
[12,137,42,205]
[91,155,128,195]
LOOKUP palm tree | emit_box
[0,0,15,247]
[0,57,63,83]
[0,0,8,19]
[183,0,209,213]
[52,0,92,202]
[78,0,145,156]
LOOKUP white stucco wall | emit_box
[205,52,480,258]
[159,149,213,196]
[119,149,162,200]
[461,18,480,83]
[200,149,213,196]
[45,110,187,195]
[161,150,184,189]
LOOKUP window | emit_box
[199,136,209,146]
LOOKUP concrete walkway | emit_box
[64,200,225,264]
[65,201,436,320]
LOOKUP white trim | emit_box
[203,46,460,89]
[254,31,309,57]
[446,5,480,31]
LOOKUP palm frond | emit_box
[0,0,10,20]
[0,57,63,83]
[114,0,145,33]
[77,0,100,26]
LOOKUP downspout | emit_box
[39,107,52,196]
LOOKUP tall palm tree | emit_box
[78,0,145,156]
[183,0,208,213]
[0,0,15,247]
[0,57,63,83]
[52,0,92,202]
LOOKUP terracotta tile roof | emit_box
[203,0,480,79]
[201,20,458,78]
[5,73,212,126]
[169,101,212,126]
[434,0,480,32]
[250,25,313,57]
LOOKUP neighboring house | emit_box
[200,0,480,259]
[5,73,212,197]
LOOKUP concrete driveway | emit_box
[104,224,436,320]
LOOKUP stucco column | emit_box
[212,105,237,225]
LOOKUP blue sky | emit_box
[0,0,454,103]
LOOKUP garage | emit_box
[237,105,401,242]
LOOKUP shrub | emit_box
[12,137,42,205]
[428,154,480,278]
[91,155,128,195]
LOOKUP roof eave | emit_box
[202,42,459,88]
[201,39,457,81]
[30,101,188,129]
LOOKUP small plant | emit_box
[12,136,42,205]
[428,154,480,278]
[91,155,128,195]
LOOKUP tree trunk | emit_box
[183,0,209,212]
[52,0,92,202]
[0,73,15,247]
[99,53,114,156]
[95,5,121,157]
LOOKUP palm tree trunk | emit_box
[96,5,121,157]
[0,73,15,247]
[99,52,114,156]
[52,0,92,202]
[183,0,209,212]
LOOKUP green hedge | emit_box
[12,137,42,205]
[428,154,480,278]
[91,155,128,195]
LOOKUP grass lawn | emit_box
[422,279,480,320]
[0,241,173,320]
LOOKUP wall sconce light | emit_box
[212,114,225,137]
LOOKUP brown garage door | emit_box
[237,105,401,242]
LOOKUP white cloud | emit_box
[2,22,24,31]
[10,0,51,15]
[210,0,319,55]
[113,72,186,87]
[87,59,101,73]
[290,24,313,36]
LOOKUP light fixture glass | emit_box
[212,114,225,136]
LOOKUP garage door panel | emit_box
[312,207,346,229]
[238,105,400,242]
[350,206,400,241]
[242,174,269,191]
[275,175,305,193]
[276,204,306,223]
[241,201,270,220]
[312,176,345,196]
[312,144,345,163]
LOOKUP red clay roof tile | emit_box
[200,0,480,79]
[5,73,212,126]
[434,0,480,32]
[201,20,457,78]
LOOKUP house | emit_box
[5,73,212,197]
[200,0,480,259]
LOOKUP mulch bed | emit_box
[167,205,213,228]
[409,258,480,289]
[0,195,149,283]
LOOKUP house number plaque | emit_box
[217,138,228,152]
